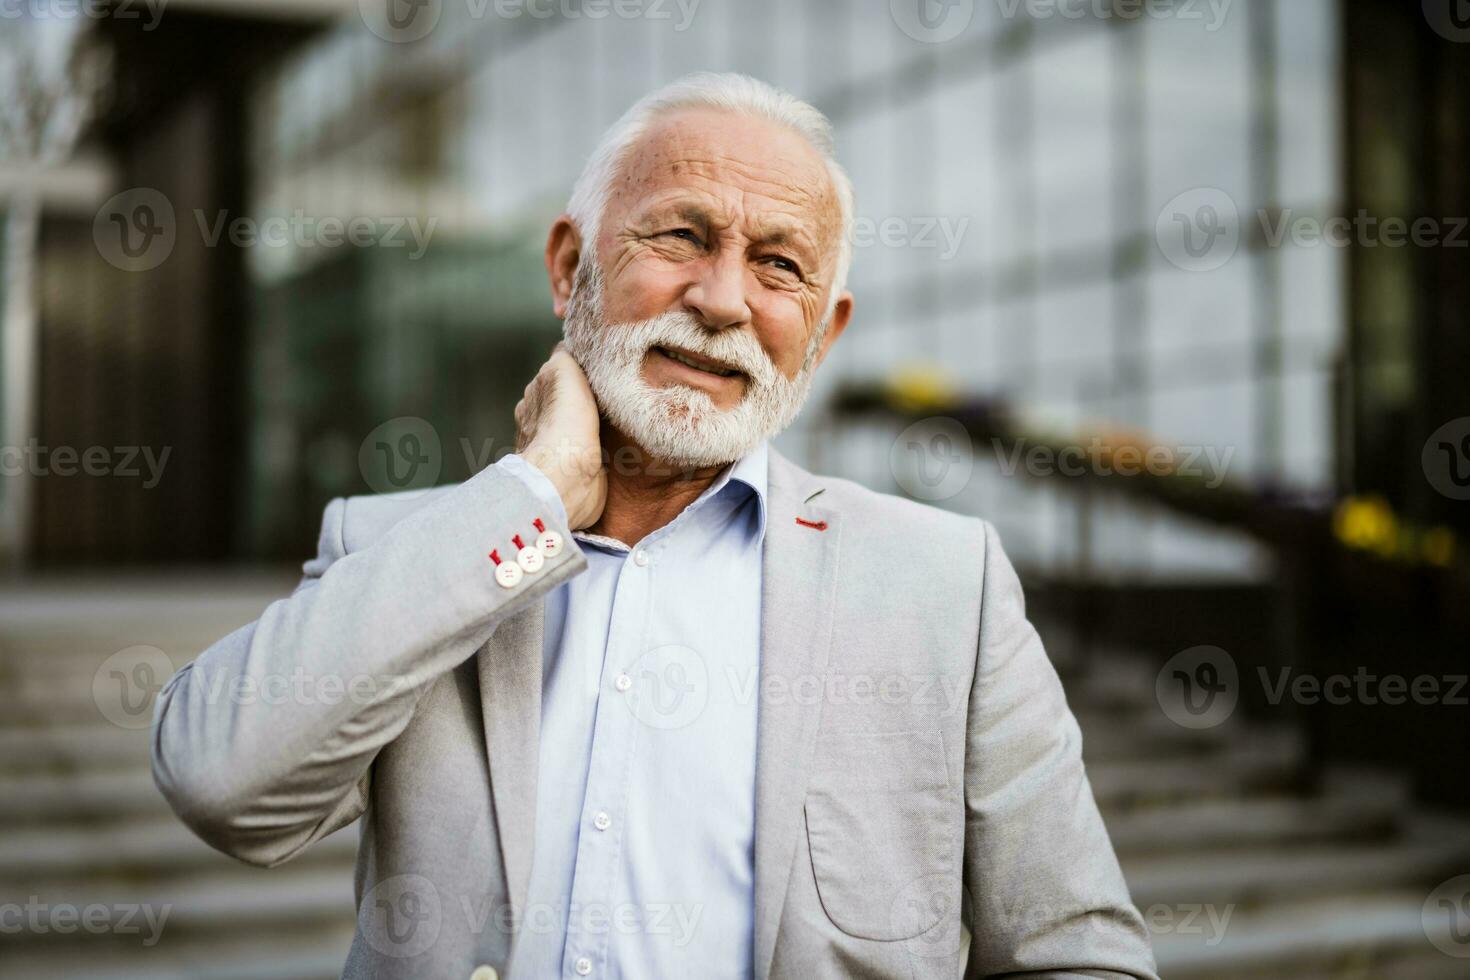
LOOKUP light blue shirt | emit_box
[498,443,768,980]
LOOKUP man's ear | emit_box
[545,215,582,318]
[812,290,854,370]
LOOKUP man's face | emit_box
[556,108,853,469]
[596,107,848,410]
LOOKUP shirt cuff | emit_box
[496,452,569,530]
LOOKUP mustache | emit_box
[622,312,780,387]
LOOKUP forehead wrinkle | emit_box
[612,111,845,277]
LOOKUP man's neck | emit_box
[587,421,731,546]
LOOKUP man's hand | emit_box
[515,343,606,530]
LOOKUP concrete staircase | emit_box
[1064,651,1470,979]
[1,575,1467,978]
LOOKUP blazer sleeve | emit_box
[150,458,586,868]
[962,522,1159,980]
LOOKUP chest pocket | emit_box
[803,730,961,941]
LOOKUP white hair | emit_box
[566,72,855,316]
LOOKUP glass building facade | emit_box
[245,0,1342,577]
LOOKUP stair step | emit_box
[1106,778,1405,854]
[1090,731,1305,810]
[0,769,168,824]
[1123,828,1470,910]
[4,867,356,948]
[0,816,357,881]
[1151,890,1465,980]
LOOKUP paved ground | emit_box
[0,572,1466,978]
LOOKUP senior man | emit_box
[152,73,1158,980]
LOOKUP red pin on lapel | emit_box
[794,517,828,531]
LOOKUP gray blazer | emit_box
[152,448,1158,980]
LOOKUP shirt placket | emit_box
[560,540,657,979]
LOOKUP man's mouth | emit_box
[651,345,744,379]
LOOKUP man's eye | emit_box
[665,229,701,244]
[764,256,800,275]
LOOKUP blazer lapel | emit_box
[477,602,543,938]
[753,450,842,980]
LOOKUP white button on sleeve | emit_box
[516,545,544,573]
[537,529,564,558]
[494,562,523,589]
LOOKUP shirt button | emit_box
[593,811,611,831]
[633,549,649,566]
[614,673,632,693]
[574,957,593,976]
[470,967,499,980]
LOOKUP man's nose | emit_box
[682,251,751,331]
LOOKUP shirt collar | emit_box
[570,441,770,551]
[720,439,769,542]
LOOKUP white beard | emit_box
[562,259,824,469]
